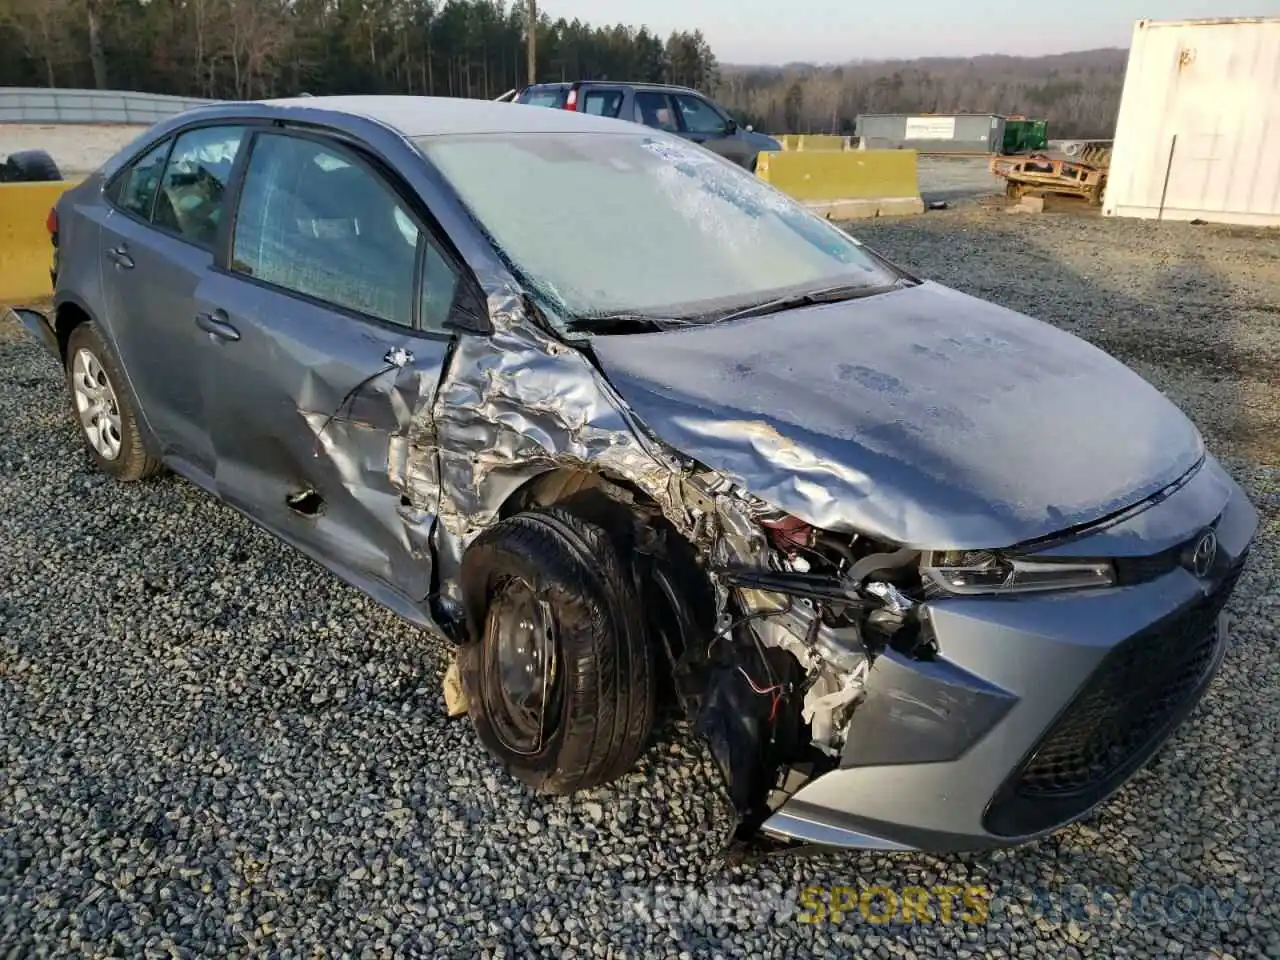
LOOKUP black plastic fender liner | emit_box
[10,307,60,358]
[695,631,809,837]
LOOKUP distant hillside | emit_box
[718,49,1129,139]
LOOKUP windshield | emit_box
[414,132,899,330]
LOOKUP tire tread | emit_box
[65,323,162,482]
[460,506,655,795]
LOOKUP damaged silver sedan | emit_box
[25,95,1258,854]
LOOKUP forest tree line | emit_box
[718,49,1127,139]
[0,1,1124,138]
[0,0,719,101]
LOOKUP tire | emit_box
[64,323,162,481]
[459,506,655,795]
[2,149,62,183]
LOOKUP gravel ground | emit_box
[915,156,1004,205]
[2,208,1278,958]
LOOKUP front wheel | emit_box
[459,506,655,795]
[64,322,161,481]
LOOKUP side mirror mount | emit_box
[724,118,738,135]
[442,283,495,335]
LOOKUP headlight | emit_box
[922,550,1114,595]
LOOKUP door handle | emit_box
[107,245,134,269]
[195,309,240,342]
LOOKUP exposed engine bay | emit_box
[507,465,943,841]
[663,469,939,837]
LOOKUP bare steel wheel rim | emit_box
[72,348,123,461]
[483,577,562,756]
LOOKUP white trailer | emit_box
[1104,17,1280,227]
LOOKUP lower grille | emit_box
[985,560,1245,837]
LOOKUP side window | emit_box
[633,92,679,132]
[154,126,246,247]
[114,140,172,220]
[232,132,453,329]
[582,90,623,118]
[674,95,728,135]
[421,243,459,333]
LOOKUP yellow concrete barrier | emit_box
[756,149,924,219]
[1,182,75,303]
[795,134,849,151]
[776,134,851,151]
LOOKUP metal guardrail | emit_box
[0,88,214,125]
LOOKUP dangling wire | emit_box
[735,665,785,697]
[311,348,414,458]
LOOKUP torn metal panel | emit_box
[424,285,687,606]
[188,265,451,606]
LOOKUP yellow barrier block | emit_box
[796,134,849,151]
[777,134,801,152]
[1,182,75,303]
[756,149,924,219]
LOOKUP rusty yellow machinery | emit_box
[990,151,1109,206]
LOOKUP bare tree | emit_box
[720,50,1128,138]
[0,0,73,87]
[211,0,293,99]
[84,0,107,88]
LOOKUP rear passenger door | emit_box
[193,129,461,602]
[99,124,247,476]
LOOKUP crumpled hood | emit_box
[590,281,1204,549]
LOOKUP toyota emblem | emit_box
[1189,530,1219,579]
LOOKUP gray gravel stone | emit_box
[2,205,1277,957]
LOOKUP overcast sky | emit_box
[539,2,1275,63]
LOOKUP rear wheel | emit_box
[64,323,161,481]
[459,506,655,794]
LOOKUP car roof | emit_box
[182,94,642,138]
[99,94,662,183]
[525,80,701,96]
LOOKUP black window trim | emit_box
[156,124,252,252]
[216,124,473,340]
[103,119,269,255]
[104,135,174,228]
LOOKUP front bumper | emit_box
[762,456,1258,852]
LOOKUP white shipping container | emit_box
[1104,17,1280,226]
